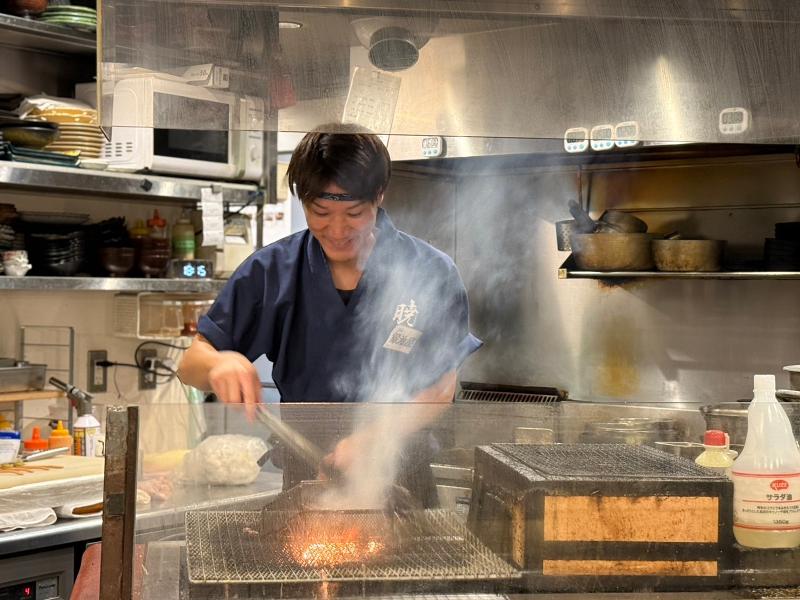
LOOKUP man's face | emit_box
[304,183,380,264]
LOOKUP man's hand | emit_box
[322,429,373,477]
[207,351,261,419]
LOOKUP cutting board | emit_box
[0,456,104,490]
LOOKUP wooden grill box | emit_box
[468,443,734,592]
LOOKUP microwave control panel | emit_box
[0,576,58,600]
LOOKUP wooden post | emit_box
[99,406,139,600]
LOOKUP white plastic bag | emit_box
[181,434,267,486]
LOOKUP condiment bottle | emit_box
[147,209,168,239]
[48,420,73,454]
[732,374,800,548]
[23,426,49,452]
[73,409,101,457]
[0,431,20,465]
[695,429,734,478]
[172,210,196,260]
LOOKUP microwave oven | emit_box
[102,77,264,182]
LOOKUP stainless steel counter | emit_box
[0,471,284,556]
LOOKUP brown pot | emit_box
[652,239,725,272]
[570,233,654,271]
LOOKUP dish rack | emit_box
[112,292,214,339]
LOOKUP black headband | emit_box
[318,192,356,202]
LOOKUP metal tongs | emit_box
[253,405,421,516]
[253,404,330,477]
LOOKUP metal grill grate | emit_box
[492,443,721,479]
[458,390,560,403]
[185,509,518,584]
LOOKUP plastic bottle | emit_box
[23,426,49,452]
[695,430,735,478]
[731,374,800,548]
[147,209,168,239]
[172,210,196,260]
[73,410,101,457]
[0,431,20,464]
[48,420,72,454]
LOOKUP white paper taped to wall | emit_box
[201,187,224,247]
[342,67,401,136]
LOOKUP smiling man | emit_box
[177,127,481,501]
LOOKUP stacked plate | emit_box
[32,108,104,159]
[38,5,97,32]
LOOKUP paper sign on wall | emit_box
[201,187,224,247]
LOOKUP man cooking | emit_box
[177,127,481,505]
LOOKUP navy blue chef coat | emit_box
[197,208,482,403]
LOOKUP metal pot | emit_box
[652,239,725,272]
[784,365,800,391]
[555,219,579,251]
[700,401,800,446]
[598,210,648,233]
[570,233,654,271]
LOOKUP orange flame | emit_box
[288,527,385,568]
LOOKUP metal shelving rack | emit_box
[0,162,263,206]
[558,257,800,280]
[0,12,96,55]
[0,276,227,293]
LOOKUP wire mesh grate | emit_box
[185,509,518,584]
[492,443,721,479]
[458,390,559,403]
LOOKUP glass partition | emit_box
[125,400,800,598]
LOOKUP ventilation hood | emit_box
[99,0,800,152]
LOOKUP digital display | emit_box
[422,137,441,149]
[168,259,213,279]
[0,580,35,600]
[567,136,585,144]
[594,129,612,138]
[722,111,744,124]
[617,126,636,138]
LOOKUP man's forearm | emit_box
[395,370,457,437]
[176,335,221,391]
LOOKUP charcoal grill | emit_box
[468,443,734,593]
[493,443,720,479]
[185,508,518,584]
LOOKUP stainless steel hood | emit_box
[100,0,800,147]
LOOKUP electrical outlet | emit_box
[87,350,107,393]
[139,349,157,390]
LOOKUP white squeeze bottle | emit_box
[731,374,800,548]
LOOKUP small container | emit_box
[0,431,21,465]
[695,429,735,478]
[73,412,101,457]
[48,420,73,453]
[23,426,48,452]
[147,210,168,239]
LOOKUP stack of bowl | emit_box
[28,231,86,276]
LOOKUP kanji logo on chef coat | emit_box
[393,299,418,327]
[384,299,422,354]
